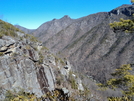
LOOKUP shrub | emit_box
[38,52,44,64]
[41,46,49,51]
[0,52,3,56]
[4,89,39,101]
[0,33,3,38]
[0,20,21,38]
[25,34,38,42]
[68,71,78,89]
[4,89,70,101]
[107,96,132,101]
[56,74,64,85]
[25,45,31,50]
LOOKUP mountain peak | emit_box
[15,25,35,34]
[52,18,57,21]
[109,4,134,16]
[62,15,71,19]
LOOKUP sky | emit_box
[0,0,131,29]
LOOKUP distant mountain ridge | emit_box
[15,4,134,83]
[32,15,75,42]
[15,25,35,34]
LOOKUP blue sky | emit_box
[0,0,131,29]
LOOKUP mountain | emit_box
[19,4,134,84]
[2,19,117,101]
[13,4,134,100]
[63,4,134,83]
[15,25,35,34]
[0,20,92,100]
[33,15,75,42]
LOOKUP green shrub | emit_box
[25,45,31,50]
[0,33,3,38]
[52,54,65,65]
[107,96,132,101]
[4,89,70,101]
[39,52,44,64]
[4,90,15,101]
[41,46,49,51]
[56,74,64,85]
[19,37,23,40]
[4,89,39,101]
[0,52,3,56]
[68,71,78,89]
[0,20,23,38]
[25,34,38,42]
[33,47,38,51]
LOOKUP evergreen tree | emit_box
[106,64,134,96]
[109,0,134,33]
[131,0,134,4]
[109,18,134,33]
[98,64,134,100]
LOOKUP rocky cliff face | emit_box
[0,20,87,100]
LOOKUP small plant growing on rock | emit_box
[25,34,38,42]
[56,74,64,86]
[68,71,78,89]
[25,45,31,50]
[0,52,3,56]
[41,46,49,51]
[0,32,4,38]
[4,90,39,101]
[39,52,44,64]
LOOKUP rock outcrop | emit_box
[0,20,87,100]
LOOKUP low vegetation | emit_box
[110,18,134,33]
[4,89,70,101]
[98,64,134,101]
[25,34,38,42]
[38,51,44,64]
[0,20,20,38]
[68,71,78,89]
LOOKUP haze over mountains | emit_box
[16,4,134,83]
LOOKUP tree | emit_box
[98,64,134,97]
[109,18,134,33]
[131,0,134,4]
[109,0,134,33]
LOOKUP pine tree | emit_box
[131,0,134,4]
[109,0,134,33]
[106,64,134,96]
[98,64,134,101]
[109,18,134,33]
